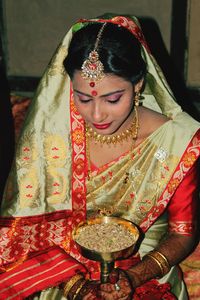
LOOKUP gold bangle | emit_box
[146,253,165,276]
[63,274,84,297]
[151,251,170,275]
[155,251,170,268]
[146,250,171,277]
[72,279,86,300]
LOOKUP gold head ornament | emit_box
[81,22,107,83]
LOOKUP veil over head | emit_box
[0,15,199,294]
[1,14,183,217]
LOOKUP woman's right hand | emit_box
[77,280,101,300]
[99,269,134,300]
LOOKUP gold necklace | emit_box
[86,106,139,182]
[86,106,139,145]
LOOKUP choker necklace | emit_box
[86,106,139,145]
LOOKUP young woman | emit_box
[0,14,199,300]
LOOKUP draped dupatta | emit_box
[0,14,199,299]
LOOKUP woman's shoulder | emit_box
[138,106,169,139]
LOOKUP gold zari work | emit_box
[86,134,179,223]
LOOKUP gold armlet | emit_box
[63,274,84,297]
[145,250,171,277]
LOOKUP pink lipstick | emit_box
[93,123,112,130]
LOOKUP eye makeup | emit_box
[74,89,125,103]
[106,92,123,103]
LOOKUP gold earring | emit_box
[135,91,140,106]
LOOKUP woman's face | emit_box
[72,71,139,135]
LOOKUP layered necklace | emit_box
[86,106,139,145]
[86,106,139,181]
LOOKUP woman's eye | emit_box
[79,98,91,103]
[107,97,121,104]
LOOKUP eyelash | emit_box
[107,97,121,104]
[79,99,91,103]
[78,96,122,104]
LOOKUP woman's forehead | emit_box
[72,70,131,88]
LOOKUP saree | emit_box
[0,15,199,300]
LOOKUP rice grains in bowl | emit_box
[74,221,138,253]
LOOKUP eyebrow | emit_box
[74,89,125,97]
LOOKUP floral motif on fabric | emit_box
[17,132,38,167]
[70,88,86,225]
[141,133,200,232]
[44,134,66,166]
[46,167,68,204]
[72,129,85,145]
[86,139,175,223]
[19,168,40,208]
[0,213,73,268]
[43,134,69,204]
[13,133,40,207]
[169,221,194,236]
[182,151,197,167]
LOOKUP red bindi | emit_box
[89,82,95,87]
[91,90,98,96]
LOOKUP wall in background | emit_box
[186,0,200,87]
[2,0,172,77]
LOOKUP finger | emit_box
[118,280,132,292]
[100,289,130,300]
[82,293,95,300]
[117,274,132,292]
[109,269,120,284]
[83,293,99,300]
[100,283,116,292]
[100,293,129,300]
[100,282,131,295]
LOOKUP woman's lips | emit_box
[92,123,112,129]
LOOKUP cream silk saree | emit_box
[0,15,199,300]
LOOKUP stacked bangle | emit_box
[72,279,87,300]
[63,274,84,298]
[145,250,171,277]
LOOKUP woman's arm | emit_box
[126,232,197,288]
[128,157,199,287]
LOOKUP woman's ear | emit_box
[134,78,144,93]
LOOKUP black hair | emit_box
[63,22,147,84]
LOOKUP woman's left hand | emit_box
[99,269,133,299]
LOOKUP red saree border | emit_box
[0,246,86,300]
[141,129,200,232]
[70,83,87,223]
[0,86,88,272]
[0,88,89,298]
[0,209,72,226]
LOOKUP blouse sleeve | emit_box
[167,158,199,236]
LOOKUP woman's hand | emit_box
[99,269,134,300]
[79,280,101,300]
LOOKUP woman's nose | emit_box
[91,103,106,122]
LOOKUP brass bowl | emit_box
[72,216,140,263]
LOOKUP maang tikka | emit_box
[81,22,107,86]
